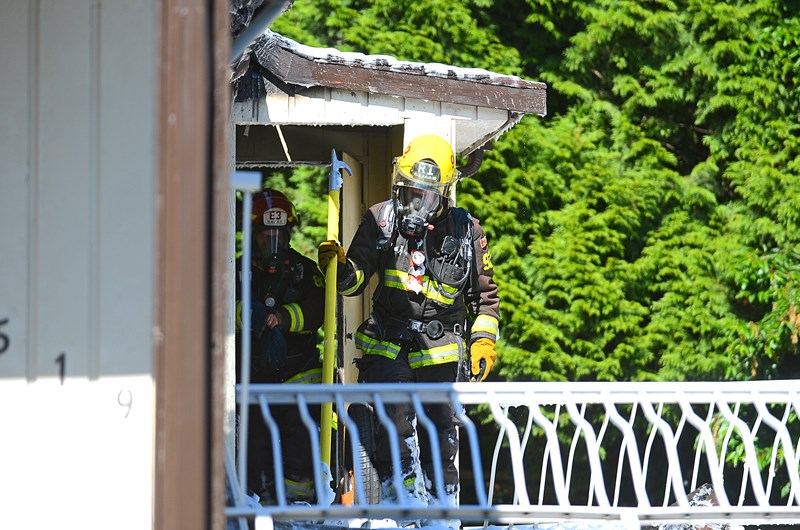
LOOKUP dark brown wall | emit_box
[155,1,229,529]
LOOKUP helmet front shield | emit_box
[392,158,461,200]
[392,134,461,200]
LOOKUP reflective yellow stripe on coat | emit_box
[340,262,364,296]
[407,342,461,369]
[355,331,403,360]
[283,302,305,333]
[383,269,459,306]
[284,367,323,385]
[471,314,499,342]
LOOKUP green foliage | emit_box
[726,246,800,379]
[284,166,330,259]
[467,102,735,382]
[234,167,328,264]
[470,0,800,382]
[273,0,523,72]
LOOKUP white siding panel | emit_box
[36,0,94,378]
[0,0,32,377]
[403,116,453,147]
[0,1,157,528]
[96,1,156,376]
[287,89,328,122]
[440,101,479,119]
[340,152,363,385]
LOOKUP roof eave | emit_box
[248,31,547,116]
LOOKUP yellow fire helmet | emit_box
[392,134,461,199]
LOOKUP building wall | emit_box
[0,1,157,528]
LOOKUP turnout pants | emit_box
[247,401,321,503]
[357,350,460,500]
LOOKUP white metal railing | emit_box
[230,173,800,528]
[226,381,800,528]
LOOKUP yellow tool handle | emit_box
[320,188,341,466]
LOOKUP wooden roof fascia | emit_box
[250,34,547,116]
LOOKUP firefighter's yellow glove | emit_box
[318,239,345,272]
[470,338,496,382]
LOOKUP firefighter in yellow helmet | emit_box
[318,134,499,523]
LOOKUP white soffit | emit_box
[232,85,519,156]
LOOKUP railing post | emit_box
[231,170,262,501]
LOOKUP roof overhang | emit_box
[232,30,546,158]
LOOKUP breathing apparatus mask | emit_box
[394,183,443,238]
[254,227,290,270]
[391,135,460,238]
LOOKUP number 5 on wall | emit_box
[0,318,9,354]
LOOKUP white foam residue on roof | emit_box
[266,29,515,83]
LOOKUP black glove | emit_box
[258,326,287,370]
[251,300,268,336]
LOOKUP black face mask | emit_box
[394,187,442,238]
[253,227,289,271]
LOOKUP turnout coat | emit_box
[337,200,500,373]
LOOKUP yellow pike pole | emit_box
[321,149,351,467]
